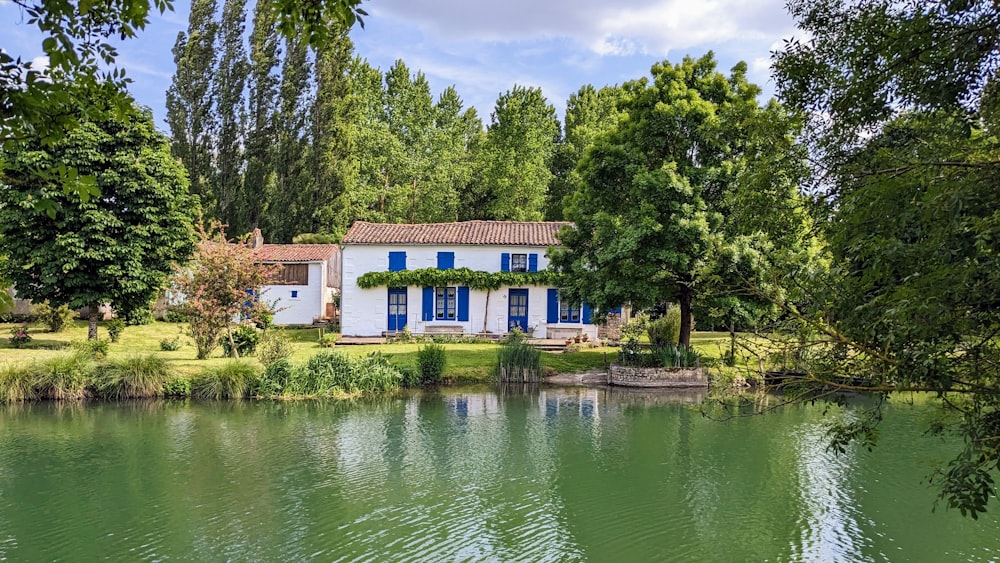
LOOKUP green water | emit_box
[0,387,996,561]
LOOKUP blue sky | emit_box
[2,0,800,131]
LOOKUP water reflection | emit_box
[0,391,997,560]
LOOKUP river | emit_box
[0,387,996,561]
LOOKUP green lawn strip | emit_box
[0,321,749,385]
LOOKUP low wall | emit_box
[608,364,709,388]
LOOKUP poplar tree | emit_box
[165,0,218,208]
[212,0,248,226]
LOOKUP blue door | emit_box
[388,288,407,331]
[508,289,528,332]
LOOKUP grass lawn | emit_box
[0,321,621,382]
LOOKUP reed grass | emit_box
[192,361,259,400]
[94,355,171,399]
[0,363,37,402]
[34,352,94,400]
[493,334,542,383]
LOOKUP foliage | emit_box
[293,233,340,244]
[619,344,700,369]
[397,365,420,388]
[286,350,402,395]
[255,358,293,397]
[550,53,809,347]
[492,330,542,382]
[172,222,279,359]
[106,318,126,343]
[8,324,32,348]
[192,361,259,399]
[771,0,1000,517]
[69,338,110,359]
[0,363,36,402]
[33,352,94,400]
[32,302,77,333]
[93,355,170,399]
[0,98,198,340]
[159,336,183,351]
[417,343,447,385]
[358,267,561,291]
[620,313,649,344]
[647,308,681,347]
[162,376,192,398]
[257,329,293,367]
[163,307,189,323]
[221,325,260,357]
[319,333,339,348]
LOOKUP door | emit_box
[508,289,528,332]
[388,287,407,331]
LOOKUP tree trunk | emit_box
[87,303,100,340]
[678,286,693,347]
[226,324,240,358]
[482,288,491,333]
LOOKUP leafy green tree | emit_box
[773,0,1000,517]
[0,99,198,339]
[547,84,623,220]
[551,54,804,347]
[212,0,249,224]
[238,0,281,236]
[173,223,278,359]
[473,86,559,220]
[165,0,218,208]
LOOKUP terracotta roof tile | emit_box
[342,221,570,247]
[255,244,339,263]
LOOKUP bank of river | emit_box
[0,387,996,560]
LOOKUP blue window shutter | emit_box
[610,306,622,315]
[388,251,406,272]
[437,251,455,270]
[422,287,434,321]
[528,253,538,272]
[547,289,559,323]
[501,253,510,272]
[582,303,593,325]
[457,286,470,321]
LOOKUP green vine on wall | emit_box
[357,267,563,290]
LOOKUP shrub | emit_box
[106,317,126,342]
[397,365,420,388]
[8,324,31,348]
[255,358,293,397]
[123,306,154,326]
[70,338,110,359]
[493,332,542,382]
[647,308,681,347]
[94,355,170,399]
[318,333,338,348]
[351,352,403,393]
[221,325,260,357]
[33,302,76,332]
[159,336,182,351]
[0,364,37,402]
[257,330,292,367]
[654,344,700,368]
[34,352,95,400]
[163,307,188,323]
[293,350,354,395]
[192,361,259,400]
[417,343,447,384]
[620,311,649,343]
[163,377,192,397]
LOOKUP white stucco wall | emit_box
[341,244,598,338]
[265,261,329,325]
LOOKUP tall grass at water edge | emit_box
[493,334,542,383]
[94,355,171,399]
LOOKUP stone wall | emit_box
[608,364,709,388]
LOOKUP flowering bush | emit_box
[8,324,31,348]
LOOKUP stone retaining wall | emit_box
[608,364,709,388]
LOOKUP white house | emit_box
[255,242,340,326]
[340,221,604,339]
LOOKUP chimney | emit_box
[251,228,264,250]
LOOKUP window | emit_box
[290,290,298,298]
[435,287,457,320]
[511,253,527,272]
[273,263,309,285]
[560,299,580,322]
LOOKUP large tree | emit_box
[773,0,1000,517]
[472,86,559,221]
[0,99,198,339]
[550,54,805,346]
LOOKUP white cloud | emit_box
[368,0,795,57]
